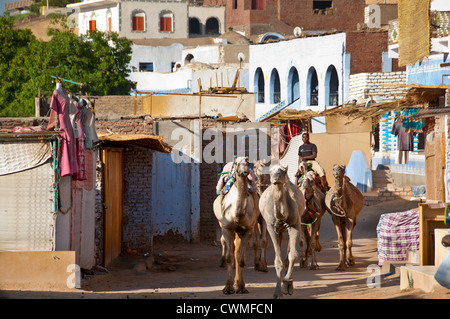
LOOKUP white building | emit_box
[249,32,348,125]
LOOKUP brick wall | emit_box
[226,0,366,33]
[122,144,154,253]
[199,119,221,242]
[346,30,405,74]
[96,115,154,135]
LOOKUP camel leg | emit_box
[220,234,226,268]
[234,229,253,293]
[308,222,319,270]
[282,226,301,295]
[266,226,284,299]
[260,220,268,272]
[345,218,356,266]
[222,228,235,294]
[333,216,347,271]
[253,223,261,271]
[299,224,310,268]
[254,219,268,272]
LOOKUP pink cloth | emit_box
[73,100,87,181]
[50,90,79,177]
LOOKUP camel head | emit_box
[332,165,346,179]
[269,165,288,185]
[234,156,250,177]
[300,171,315,189]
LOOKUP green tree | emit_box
[0,16,135,117]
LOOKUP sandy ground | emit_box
[1,199,449,300]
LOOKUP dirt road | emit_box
[1,199,449,300]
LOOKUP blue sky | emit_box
[0,0,8,15]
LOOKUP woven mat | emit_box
[398,0,430,67]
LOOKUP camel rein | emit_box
[301,189,319,226]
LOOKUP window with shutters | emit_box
[132,12,145,32]
[160,11,173,32]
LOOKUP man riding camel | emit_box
[297,132,329,191]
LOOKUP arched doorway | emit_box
[325,65,339,106]
[287,66,300,104]
[205,17,219,35]
[270,68,281,104]
[254,67,265,103]
[307,67,318,106]
[189,17,201,36]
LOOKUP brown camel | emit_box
[298,171,327,270]
[259,165,306,298]
[253,160,269,272]
[325,164,365,271]
[213,156,260,294]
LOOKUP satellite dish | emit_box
[237,52,246,62]
[293,26,303,37]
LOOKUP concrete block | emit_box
[400,265,439,293]
[0,251,79,291]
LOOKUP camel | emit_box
[296,161,328,194]
[298,171,327,270]
[213,156,260,294]
[253,160,270,272]
[259,165,306,299]
[325,164,365,271]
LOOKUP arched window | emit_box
[89,12,96,31]
[132,11,145,31]
[254,67,265,103]
[287,66,300,104]
[325,65,339,106]
[160,11,173,32]
[205,17,219,35]
[106,10,112,32]
[185,53,194,64]
[189,17,201,36]
[307,67,319,106]
[270,68,281,104]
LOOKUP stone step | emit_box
[400,265,440,293]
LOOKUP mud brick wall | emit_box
[96,115,154,135]
[199,119,222,243]
[346,30,405,74]
[226,0,365,32]
[122,144,154,254]
[93,95,144,117]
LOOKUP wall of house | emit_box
[122,144,154,253]
[225,0,365,32]
[349,71,406,102]
[144,92,255,121]
[133,69,193,93]
[130,43,185,73]
[249,32,347,120]
[77,3,120,35]
[345,30,402,75]
[188,5,226,36]
[120,1,189,39]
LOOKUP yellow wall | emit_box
[310,115,372,187]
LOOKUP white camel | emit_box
[259,165,306,299]
[213,156,260,294]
